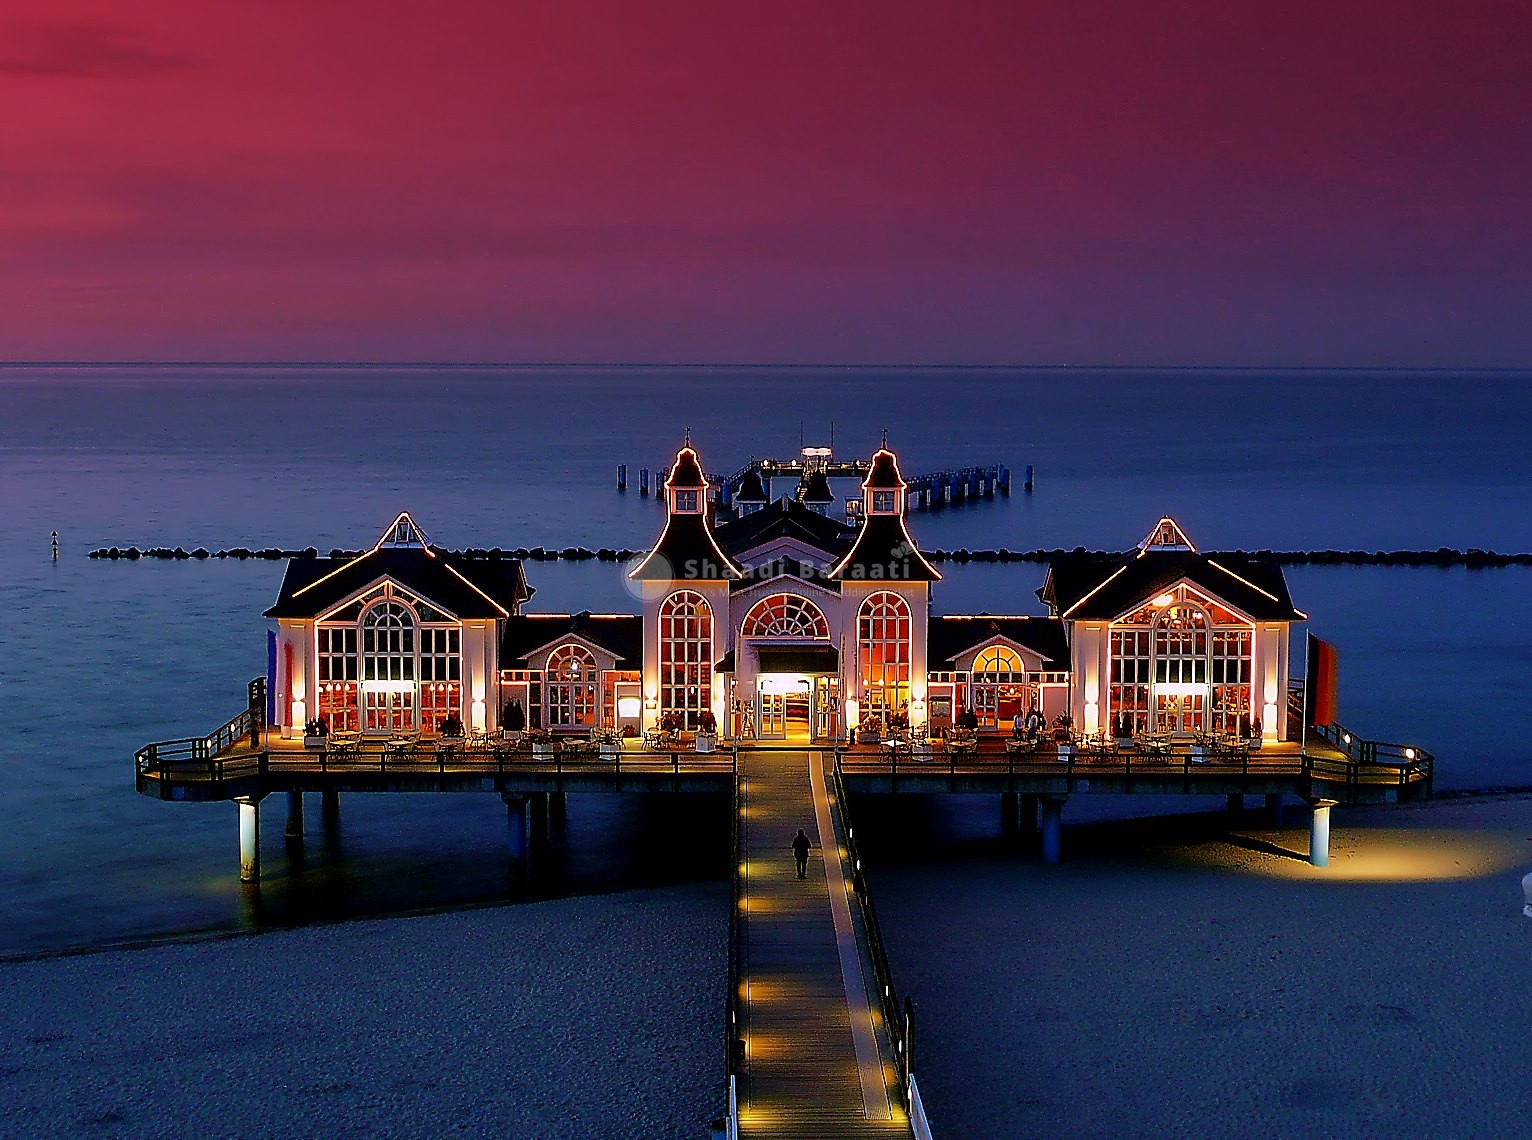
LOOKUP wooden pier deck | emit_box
[734,749,912,1139]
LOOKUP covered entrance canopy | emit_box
[756,646,839,673]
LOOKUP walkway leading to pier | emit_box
[735,749,912,1138]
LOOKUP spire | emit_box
[862,447,906,515]
[629,442,742,581]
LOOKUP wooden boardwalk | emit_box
[734,748,912,1139]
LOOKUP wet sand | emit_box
[876,794,1532,1139]
[0,883,726,1139]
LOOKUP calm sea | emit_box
[1,365,1528,956]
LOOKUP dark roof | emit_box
[714,650,735,673]
[665,447,707,489]
[735,468,768,501]
[928,616,1069,669]
[1041,550,1305,622]
[500,613,643,665]
[731,553,839,593]
[265,548,531,619]
[628,513,742,580]
[757,646,839,673]
[862,448,906,490]
[798,470,834,503]
[714,498,855,560]
[829,515,942,582]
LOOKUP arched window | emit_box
[858,592,910,717]
[1153,605,1208,683]
[741,593,830,639]
[361,601,416,731]
[971,645,1028,729]
[546,643,598,727]
[660,591,712,729]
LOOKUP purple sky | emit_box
[3,1,1531,365]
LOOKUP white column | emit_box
[238,798,261,883]
[1309,798,1337,867]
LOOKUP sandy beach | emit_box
[0,883,726,1139]
[876,793,1532,1139]
[4,795,1529,1139]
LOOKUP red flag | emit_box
[1305,633,1339,725]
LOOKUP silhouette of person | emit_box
[791,828,812,879]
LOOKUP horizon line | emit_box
[2,360,1530,373]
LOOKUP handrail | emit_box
[138,735,738,780]
[828,755,916,1112]
[727,750,745,1085]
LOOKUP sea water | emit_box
[0,365,1528,956]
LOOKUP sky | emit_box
[2,0,1530,367]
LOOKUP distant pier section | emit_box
[622,444,1030,515]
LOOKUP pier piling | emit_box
[284,791,304,840]
[1041,796,1066,864]
[1024,464,1034,492]
[503,793,528,860]
[617,463,627,491]
[1309,799,1337,867]
[237,797,262,883]
[639,468,649,496]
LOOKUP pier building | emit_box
[263,441,1306,749]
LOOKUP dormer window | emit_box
[674,489,700,513]
[871,490,897,515]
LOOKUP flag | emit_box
[1305,633,1339,726]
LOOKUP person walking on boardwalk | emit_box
[791,828,812,879]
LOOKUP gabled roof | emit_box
[714,498,855,561]
[265,549,531,619]
[928,616,1069,669]
[500,613,643,666]
[731,553,840,593]
[1041,549,1305,622]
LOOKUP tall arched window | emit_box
[971,645,1027,729]
[741,593,830,639]
[362,600,416,731]
[858,592,910,716]
[546,643,598,727]
[1153,603,1209,732]
[660,591,712,729]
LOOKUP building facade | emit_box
[267,446,1303,744]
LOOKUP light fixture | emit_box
[1404,747,1416,760]
[617,696,641,718]
[1153,592,1175,607]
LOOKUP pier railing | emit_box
[827,758,920,1118]
[1307,724,1434,795]
[136,731,739,794]
[836,737,1433,801]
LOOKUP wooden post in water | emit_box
[1024,464,1034,492]
[639,468,649,496]
[617,463,627,491]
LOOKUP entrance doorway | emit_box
[757,673,831,742]
[1155,690,1206,734]
[364,686,415,732]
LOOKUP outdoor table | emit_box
[383,737,415,760]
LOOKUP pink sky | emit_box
[3,1,1530,365]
